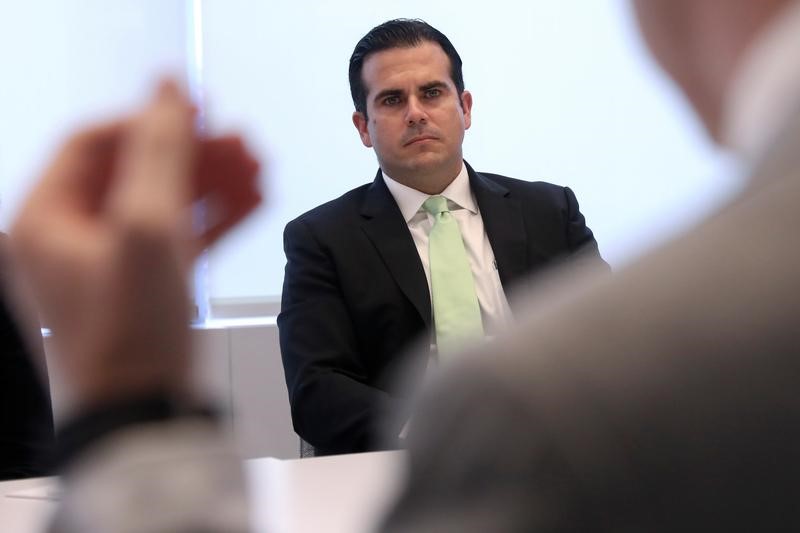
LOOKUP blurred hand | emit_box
[8,80,261,409]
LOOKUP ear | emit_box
[352,111,373,147]
[460,90,473,130]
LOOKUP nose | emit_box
[405,96,427,126]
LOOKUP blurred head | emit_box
[350,20,472,193]
[631,0,793,142]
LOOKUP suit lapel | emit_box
[359,171,432,327]
[467,163,529,291]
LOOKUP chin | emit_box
[409,157,448,176]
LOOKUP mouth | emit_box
[403,135,438,147]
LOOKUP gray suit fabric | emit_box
[379,105,800,532]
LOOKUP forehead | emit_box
[361,41,453,95]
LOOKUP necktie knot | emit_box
[423,195,449,217]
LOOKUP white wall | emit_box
[0,0,189,229]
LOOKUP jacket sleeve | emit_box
[562,186,609,271]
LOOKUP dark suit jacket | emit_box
[278,163,605,455]
[0,233,55,480]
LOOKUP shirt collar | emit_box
[721,1,800,164]
[382,162,477,222]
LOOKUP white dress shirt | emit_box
[722,1,800,165]
[382,162,514,337]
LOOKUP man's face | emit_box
[352,41,472,191]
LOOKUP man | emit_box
[278,19,605,456]
[380,0,800,531]
[6,80,261,532]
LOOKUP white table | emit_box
[0,475,58,532]
[0,450,407,533]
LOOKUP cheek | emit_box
[370,117,381,135]
[368,118,398,146]
[366,119,380,145]
[443,109,468,136]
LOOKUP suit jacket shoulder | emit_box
[467,165,607,290]
[287,181,373,227]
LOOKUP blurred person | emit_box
[6,80,261,532]
[278,19,606,456]
[380,0,800,531]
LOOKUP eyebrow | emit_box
[373,88,403,104]
[420,81,449,92]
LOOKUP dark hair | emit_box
[348,19,465,116]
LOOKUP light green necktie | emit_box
[423,195,484,354]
